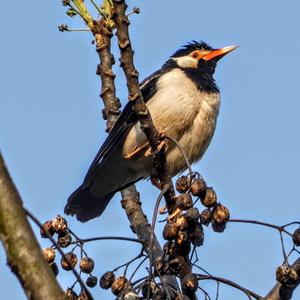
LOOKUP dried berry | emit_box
[80,257,94,273]
[124,292,139,300]
[292,227,300,246]
[176,176,190,193]
[66,8,77,17]
[52,215,67,233]
[61,252,77,270]
[86,276,97,288]
[176,230,190,256]
[133,7,140,14]
[163,222,178,240]
[50,262,59,276]
[176,214,189,230]
[213,204,230,224]
[200,209,212,226]
[182,274,198,292]
[57,230,72,248]
[175,193,193,210]
[40,220,54,238]
[100,271,115,289]
[111,276,128,296]
[58,24,68,32]
[190,178,206,197]
[43,247,56,263]
[189,222,204,247]
[211,219,226,233]
[276,265,299,286]
[65,288,77,300]
[186,207,200,221]
[163,241,176,257]
[142,281,157,298]
[201,187,217,207]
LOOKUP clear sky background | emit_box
[1,0,300,299]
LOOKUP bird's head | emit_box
[171,41,237,74]
[165,41,238,92]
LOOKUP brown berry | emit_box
[124,292,139,300]
[61,252,77,270]
[163,222,179,240]
[182,274,198,292]
[186,207,200,221]
[190,178,207,197]
[213,204,230,224]
[276,265,299,286]
[176,215,189,230]
[292,228,300,246]
[40,220,54,238]
[200,209,212,226]
[189,222,204,247]
[43,247,56,263]
[52,215,67,233]
[111,276,128,296]
[57,230,72,248]
[80,257,94,273]
[176,176,190,193]
[201,187,217,208]
[65,288,77,300]
[176,230,190,256]
[86,276,97,288]
[50,262,59,276]
[163,241,176,257]
[100,271,115,289]
[211,219,226,232]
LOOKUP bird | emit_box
[65,41,237,222]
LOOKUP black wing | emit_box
[82,69,162,187]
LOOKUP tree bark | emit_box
[0,153,65,300]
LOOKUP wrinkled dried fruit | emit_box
[176,230,190,256]
[61,252,77,270]
[163,222,178,240]
[201,187,217,208]
[43,247,56,263]
[213,204,230,224]
[176,215,189,230]
[276,265,299,286]
[182,274,198,292]
[200,209,212,226]
[190,178,206,197]
[57,230,72,248]
[211,219,226,233]
[80,257,94,274]
[65,288,77,300]
[50,262,59,276]
[292,228,300,246]
[189,222,204,247]
[100,271,115,289]
[52,215,68,233]
[142,281,157,298]
[163,241,176,257]
[175,176,190,193]
[124,292,139,300]
[86,276,97,288]
[186,207,200,221]
[40,220,54,238]
[111,276,128,296]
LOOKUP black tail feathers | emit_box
[64,186,113,222]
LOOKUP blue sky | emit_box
[1,0,300,299]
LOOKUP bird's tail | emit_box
[64,186,114,222]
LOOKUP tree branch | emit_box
[0,153,65,300]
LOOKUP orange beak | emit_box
[202,45,239,61]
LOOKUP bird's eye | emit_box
[192,52,199,58]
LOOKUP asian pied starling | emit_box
[65,41,237,222]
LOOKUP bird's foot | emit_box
[144,139,167,157]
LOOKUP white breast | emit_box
[123,68,220,177]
